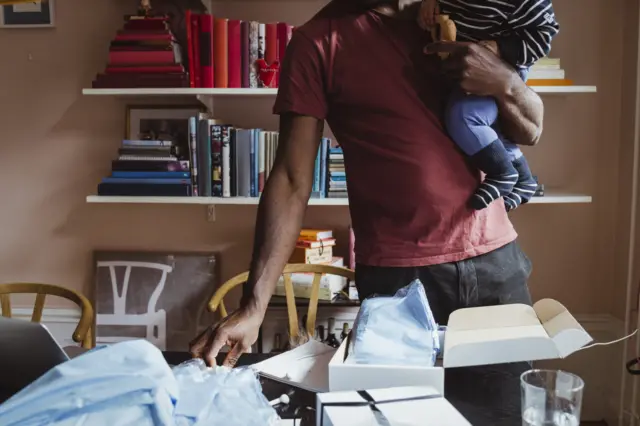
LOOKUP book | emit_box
[289,246,334,264]
[299,229,333,240]
[214,18,229,88]
[199,13,214,88]
[228,20,242,88]
[296,238,336,249]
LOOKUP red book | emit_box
[265,23,278,65]
[227,20,242,88]
[114,33,172,41]
[214,18,228,88]
[199,14,214,88]
[276,22,292,61]
[240,21,250,88]
[186,10,195,87]
[191,13,201,87]
[108,50,175,64]
[106,65,184,73]
[276,23,292,87]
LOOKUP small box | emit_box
[316,386,471,426]
[328,298,592,394]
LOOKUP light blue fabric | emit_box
[0,340,278,426]
[346,280,440,366]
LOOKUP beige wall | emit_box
[0,0,636,321]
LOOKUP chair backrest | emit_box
[0,283,95,349]
[209,264,355,340]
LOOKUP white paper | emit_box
[252,340,336,392]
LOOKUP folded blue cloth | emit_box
[346,279,440,366]
[0,340,278,426]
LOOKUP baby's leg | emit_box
[445,91,518,210]
[502,143,537,211]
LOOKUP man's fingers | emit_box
[203,332,228,367]
[189,325,215,358]
[222,342,247,368]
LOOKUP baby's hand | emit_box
[418,0,439,30]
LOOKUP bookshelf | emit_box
[86,191,592,205]
[82,86,597,96]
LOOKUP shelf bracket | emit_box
[206,205,216,222]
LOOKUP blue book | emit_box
[253,129,260,197]
[313,146,320,193]
[320,138,328,198]
[102,178,191,184]
[111,171,190,179]
[250,129,256,197]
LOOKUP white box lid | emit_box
[443,298,593,368]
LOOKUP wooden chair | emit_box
[209,264,355,341]
[0,283,95,349]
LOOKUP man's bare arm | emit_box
[495,71,544,146]
[427,42,544,146]
[242,113,324,315]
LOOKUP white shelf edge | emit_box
[86,192,592,205]
[82,88,278,96]
[82,86,596,96]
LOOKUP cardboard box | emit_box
[316,386,471,426]
[328,299,592,394]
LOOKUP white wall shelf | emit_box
[86,191,592,205]
[82,86,597,97]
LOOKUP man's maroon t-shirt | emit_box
[273,2,517,267]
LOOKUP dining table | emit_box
[163,351,525,426]
[0,349,524,426]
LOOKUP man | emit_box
[191,0,543,423]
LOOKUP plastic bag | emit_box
[0,340,279,426]
[346,279,440,366]
[172,359,279,426]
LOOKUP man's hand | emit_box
[425,41,544,146]
[425,41,516,97]
[189,305,264,367]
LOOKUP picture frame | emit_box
[125,104,204,144]
[93,250,218,351]
[0,0,55,28]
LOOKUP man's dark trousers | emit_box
[355,240,533,426]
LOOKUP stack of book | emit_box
[187,114,329,198]
[186,13,294,88]
[327,147,347,199]
[275,229,348,301]
[527,57,572,86]
[97,139,192,196]
[92,15,188,88]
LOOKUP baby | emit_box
[419,0,559,211]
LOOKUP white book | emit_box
[258,23,266,60]
[528,69,565,79]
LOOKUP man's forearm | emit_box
[495,71,544,146]
[241,169,309,315]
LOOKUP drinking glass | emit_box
[521,369,584,426]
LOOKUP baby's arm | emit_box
[495,0,560,67]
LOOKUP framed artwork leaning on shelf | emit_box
[93,250,218,351]
[0,0,55,28]
[126,104,204,141]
